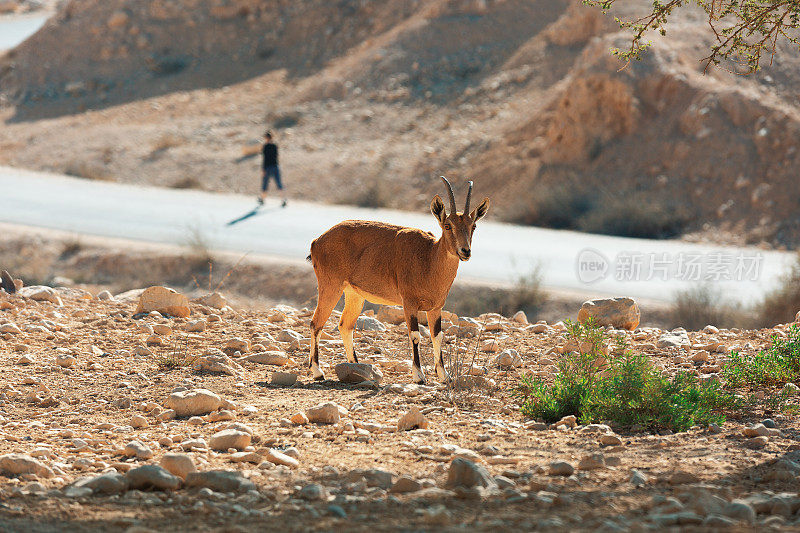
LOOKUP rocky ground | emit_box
[2,283,800,531]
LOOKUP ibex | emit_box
[306,177,489,383]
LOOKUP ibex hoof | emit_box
[412,366,427,385]
[436,368,452,383]
[311,364,325,381]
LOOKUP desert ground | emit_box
[3,1,800,531]
[1,281,800,532]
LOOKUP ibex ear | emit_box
[431,195,447,225]
[471,197,490,221]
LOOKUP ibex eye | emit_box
[444,224,451,230]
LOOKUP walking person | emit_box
[259,131,286,207]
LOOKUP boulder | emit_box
[549,461,575,476]
[0,453,54,479]
[224,337,250,353]
[335,362,383,384]
[135,286,190,318]
[391,476,422,493]
[600,434,623,447]
[512,310,528,324]
[194,292,227,309]
[277,329,303,342]
[493,349,523,368]
[209,429,251,451]
[186,320,206,332]
[397,407,429,431]
[70,473,129,495]
[298,483,328,501]
[244,351,291,366]
[363,469,394,489]
[17,286,63,306]
[356,316,387,332]
[165,389,222,417]
[113,288,146,302]
[193,355,241,376]
[123,441,154,460]
[262,448,299,468]
[306,402,340,424]
[578,453,606,470]
[230,452,262,464]
[377,305,406,325]
[444,458,496,489]
[657,329,691,349]
[126,465,181,491]
[743,424,770,438]
[577,297,639,330]
[184,470,256,493]
[290,412,309,425]
[56,354,77,368]
[160,453,196,480]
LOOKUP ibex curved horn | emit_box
[440,176,457,214]
[465,180,473,213]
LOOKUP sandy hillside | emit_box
[1,0,800,247]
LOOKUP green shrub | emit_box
[514,320,737,431]
[722,324,800,386]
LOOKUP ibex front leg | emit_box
[403,305,426,384]
[427,308,451,382]
[308,283,342,381]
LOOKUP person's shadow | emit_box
[226,205,279,226]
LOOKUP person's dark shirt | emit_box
[262,142,278,168]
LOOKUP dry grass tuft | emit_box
[64,160,113,181]
[758,253,800,327]
[150,134,184,156]
[171,176,201,189]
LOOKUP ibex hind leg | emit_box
[339,289,364,364]
[309,284,342,380]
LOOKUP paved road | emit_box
[0,13,48,51]
[0,166,793,304]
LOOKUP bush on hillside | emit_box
[670,284,752,330]
[508,183,692,239]
[508,183,593,229]
[577,191,690,239]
